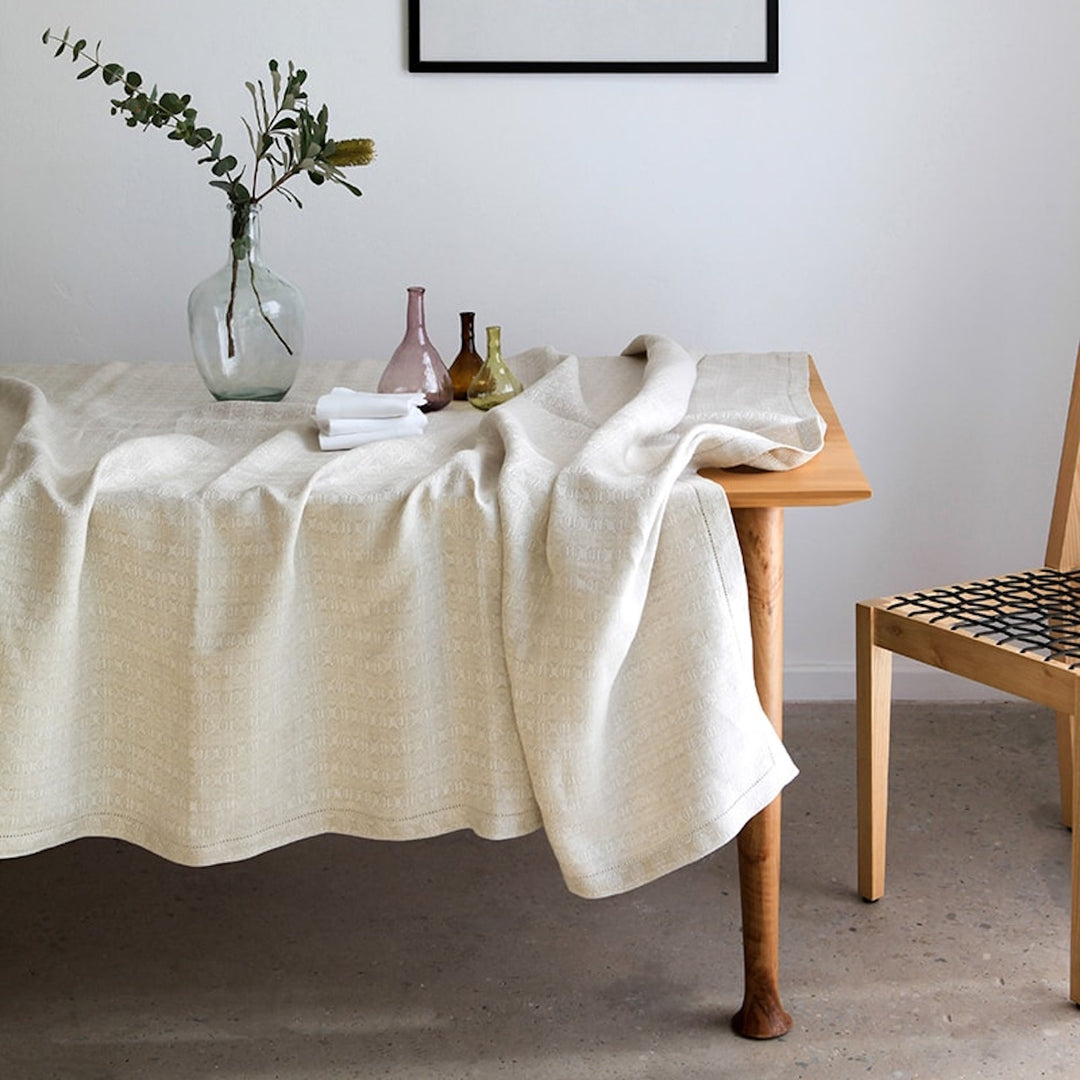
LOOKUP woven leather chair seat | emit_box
[886,567,1080,669]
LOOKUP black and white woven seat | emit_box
[886,567,1080,669]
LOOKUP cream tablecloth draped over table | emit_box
[0,335,822,898]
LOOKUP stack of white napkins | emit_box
[314,388,428,451]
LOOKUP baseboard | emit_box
[783,660,1020,703]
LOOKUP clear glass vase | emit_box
[187,203,304,402]
[467,325,523,411]
[377,286,453,412]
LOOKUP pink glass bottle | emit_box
[377,286,452,412]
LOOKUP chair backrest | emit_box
[1045,342,1080,570]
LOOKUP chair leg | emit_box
[857,602,893,902]
[1071,706,1080,1005]
[1056,711,1074,831]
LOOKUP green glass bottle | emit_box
[467,325,523,411]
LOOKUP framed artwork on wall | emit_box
[408,0,779,74]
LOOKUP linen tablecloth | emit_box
[0,335,821,897]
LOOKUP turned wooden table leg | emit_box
[730,506,793,1039]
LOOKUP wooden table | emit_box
[699,362,871,1038]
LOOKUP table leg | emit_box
[730,506,793,1039]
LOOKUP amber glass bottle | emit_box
[448,311,484,400]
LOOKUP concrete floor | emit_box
[1,700,1078,1079]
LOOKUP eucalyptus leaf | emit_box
[258,80,270,129]
[244,81,259,122]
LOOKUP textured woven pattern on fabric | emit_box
[0,344,819,896]
[886,567,1080,669]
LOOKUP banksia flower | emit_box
[326,138,376,167]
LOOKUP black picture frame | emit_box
[408,0,779,74]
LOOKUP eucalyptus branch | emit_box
[42,27,374,217]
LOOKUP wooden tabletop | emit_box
[699,360,872,508]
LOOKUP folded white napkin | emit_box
[315,388,426,421]
[319,415,425,437]
[314,387,429,451]
[317,412,428,451]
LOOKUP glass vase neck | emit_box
[405,286,430,341]
[460,311,476,348]
[229,202,262,264]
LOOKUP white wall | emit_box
[3,2,1079,700]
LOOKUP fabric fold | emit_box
[482,336,805,894]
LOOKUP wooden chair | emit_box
[856,342,1080,1003]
